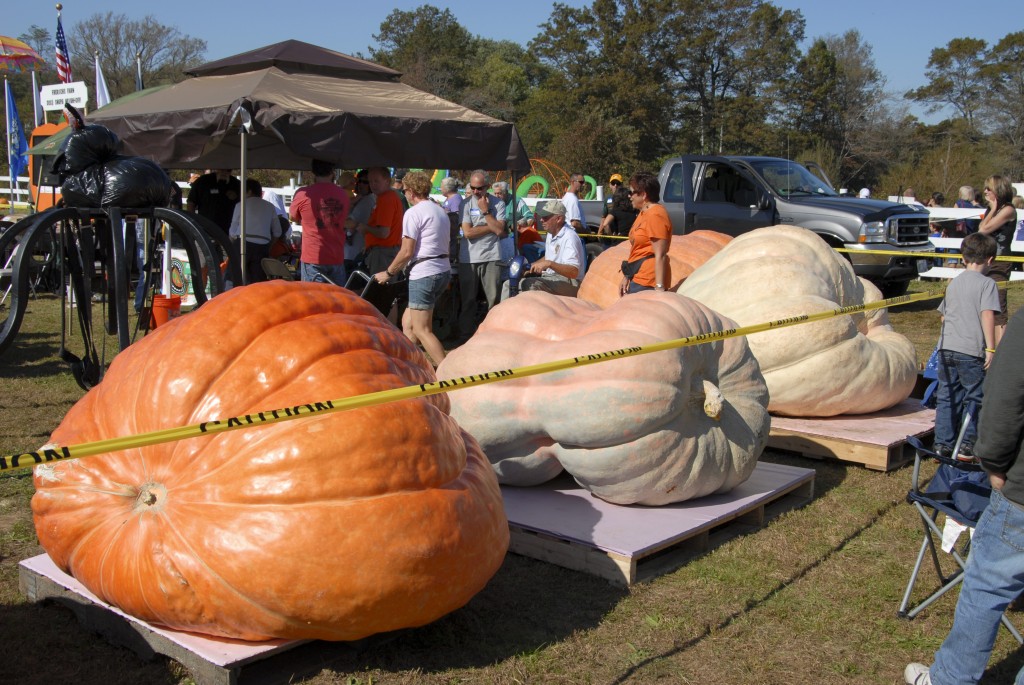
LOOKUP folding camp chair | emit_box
[899,409,1024,643]
[261,257,295,281]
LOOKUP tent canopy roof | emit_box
[186,39,402,81]
[29,41,529,172]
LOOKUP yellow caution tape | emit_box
[1,289,945,474]
[833,247,1024,263]
[576,232,629,240]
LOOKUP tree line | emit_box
[7,2,1023,204]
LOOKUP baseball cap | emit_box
[536,199,567,217]
[609,173,623,184]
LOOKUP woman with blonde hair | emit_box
[978,175,1018,344]
[374,171,451,366]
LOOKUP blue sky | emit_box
[8,0,1024,123]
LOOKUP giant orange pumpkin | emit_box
[32,280,508,642]
[577,230,732,308]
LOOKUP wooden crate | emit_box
[19,555,394,685]
[768,399,935,471]
[503,461,815,586]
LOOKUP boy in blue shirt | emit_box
[933,232,1000,458]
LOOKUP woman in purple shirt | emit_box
[374,171,452,366]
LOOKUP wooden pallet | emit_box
[502,461,815,586]
[767,398,934,471]
[18,555,394,685]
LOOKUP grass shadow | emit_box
[986,640,1024,683]
[9,552,627,683]
[312,553,628,675]
[1,601,180,685]
[760,448,852,501]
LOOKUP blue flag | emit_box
[5,81,29,180]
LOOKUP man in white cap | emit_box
[501,199,585,299]
[858,187,871,199]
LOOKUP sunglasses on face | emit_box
[610,180,621,186]
[629,189,643,196]
[470,184,488,191]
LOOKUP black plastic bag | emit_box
[102,157,172,208]
[60,165,106,207]
[51,125,120,177]
[60,156,172,209]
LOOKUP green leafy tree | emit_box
[368,5,477,104]
[17,25,57,85]
[461,40,544,123]
[69,13,206,107]
[650,0,804,154]
[525,0,673,177]
[906,37,987,128]
[784,40,843,149]
[982,31,1024,178]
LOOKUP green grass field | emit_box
[2,280,1023,685]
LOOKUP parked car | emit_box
[573,156,932,296]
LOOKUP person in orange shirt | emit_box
[619,171,672,296]
[349,166,404,275]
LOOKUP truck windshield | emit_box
[748,160,838,198]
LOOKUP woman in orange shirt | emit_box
[619,171,672,296]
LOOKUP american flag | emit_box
[55,14,72,83]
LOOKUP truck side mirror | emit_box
[757,194,772,211]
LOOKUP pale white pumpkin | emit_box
[677,225,918,417]
[436,291,770,505]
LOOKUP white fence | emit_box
[0,175,32,210]
[915,206,1024,281]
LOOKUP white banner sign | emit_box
[40,81,88,112]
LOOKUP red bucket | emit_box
[150,294,182,328]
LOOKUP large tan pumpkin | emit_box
[578,230,732,308]
[32,281,508,642]
[677,225,918,416]
[436,291,770,505]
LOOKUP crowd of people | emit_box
[181,164,678,366]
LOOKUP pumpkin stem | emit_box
[702,380,724,420]
[134,482,168,512]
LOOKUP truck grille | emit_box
[887,216,931,246]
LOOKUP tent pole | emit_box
[230,104,253,288]
[239,128,247,285]
[511,170,519,256]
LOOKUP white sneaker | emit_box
[904,662,932,684]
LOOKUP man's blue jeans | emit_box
[934,350,985,449]
[929,488,1024,685]
[301,262,346,287]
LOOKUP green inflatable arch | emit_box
[516,175,549,198]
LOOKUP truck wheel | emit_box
[880,280,910,298]
[585,241,604,265]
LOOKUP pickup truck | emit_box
[575,155,932,296]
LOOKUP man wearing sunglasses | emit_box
[561,172,589,232]
[458,170,507,341]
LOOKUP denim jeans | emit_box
[408,270,450,310]
[930,488,1024,685]
[301,262,346,287]
[934,350,985,449]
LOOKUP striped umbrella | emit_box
[0,36,45,73]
